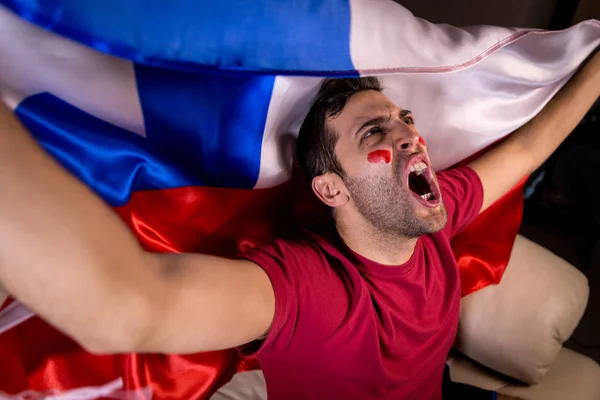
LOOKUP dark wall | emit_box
[396,0,598,29]
[574,0,600,24]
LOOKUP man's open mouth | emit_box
[405,154,441,208]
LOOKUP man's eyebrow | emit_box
[354,114,391,138]
[399,109,412,118]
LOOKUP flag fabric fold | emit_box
[0,0,599,398]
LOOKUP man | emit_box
[0,49,598,399]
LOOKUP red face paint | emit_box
[367,149,391,164]
[418,136,426,146]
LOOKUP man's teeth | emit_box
[421,192,433,201]
[410,162,428,175]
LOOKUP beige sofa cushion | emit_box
[211,370,267,400]
[448,347,600,400]
[455,235,589,384]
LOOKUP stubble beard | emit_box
[343,164,447,239]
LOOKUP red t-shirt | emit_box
[238,167,484,400]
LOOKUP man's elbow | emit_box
[80,332,140,355]
[75,323,150,355]
[75,293,160,355]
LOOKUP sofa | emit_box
[450,235,599,398]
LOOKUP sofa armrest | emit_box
[455,235,589,383]
[448,347,600,400]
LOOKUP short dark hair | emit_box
[296,77,383,181]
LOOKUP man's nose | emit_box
[394,131,419,153]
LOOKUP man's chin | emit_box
[417,204,448,234]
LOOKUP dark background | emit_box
[395,0,600,361]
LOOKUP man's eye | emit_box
[364,127,384,139]
[403,116,415,125]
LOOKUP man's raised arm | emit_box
[468,51,600,212]
[0,102,274,354]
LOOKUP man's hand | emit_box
[469,50,600,212]
[0,102,274,354]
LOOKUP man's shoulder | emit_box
[244,228,351,269]
[241,231,328,262]
[436,166,482,204]
[436,166,484,237]
[265,236,323,256]
[436,165,477,183]
[235,230,357,296]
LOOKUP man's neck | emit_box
[336,220,418,266]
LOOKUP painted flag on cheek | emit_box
[0,0,599,398]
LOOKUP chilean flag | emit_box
[0,1,599,398]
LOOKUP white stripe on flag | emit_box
[0,6,146,137]
[0,301,35,336]
[254,76,322,189]
[0,378,152,400]
[349,0,525,73]
[377,21,600,172]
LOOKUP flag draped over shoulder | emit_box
[0,1,598,398]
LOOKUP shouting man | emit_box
[0,51,598,399]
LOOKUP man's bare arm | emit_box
[469,51,600,212]
[0,103,274,354]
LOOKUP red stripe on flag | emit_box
[452,179,525,296]
[114,181,300,255]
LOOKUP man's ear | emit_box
[312,173,349,208]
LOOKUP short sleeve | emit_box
[234,239,333,356]
[437,166,484,238]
